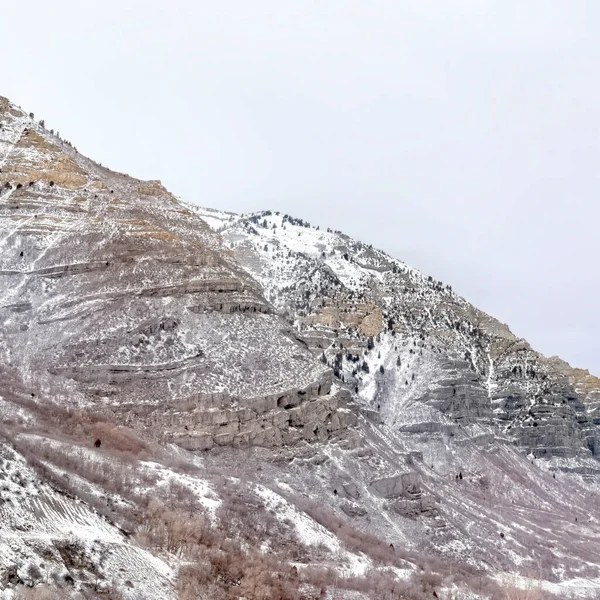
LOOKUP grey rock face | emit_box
[340,502,368,518]
[0,98,352,449]
[388,496,437,519]
[1,94,599,463]
[342,481,361,499]
[417,361,491,421]
[200,208,600,465]
[369,473,420,499]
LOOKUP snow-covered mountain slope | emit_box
[0,431,175,600]
[197,207,600,465]
[0,98,351,454]
[184,207,600,597]
[2,93,600,599]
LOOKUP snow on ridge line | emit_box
[192,205,465,302]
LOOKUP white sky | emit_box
[2,1,599,373]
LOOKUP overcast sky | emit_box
[2,1,599,373]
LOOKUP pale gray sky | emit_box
[2,1,599,373]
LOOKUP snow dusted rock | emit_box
[369,472,420,499]
[3,96,600,598]
[340,501,367,518]
[0,97,352,451]
[198,207,600,463]
[341,480,360,499]
[388,495,437,519]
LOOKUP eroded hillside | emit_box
[199,207,600,465]
[1,96,600,599]
[0,99,352,454]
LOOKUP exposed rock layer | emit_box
[0,99,351,448]
[198,208,600,464]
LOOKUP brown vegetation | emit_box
[0,387,566,600]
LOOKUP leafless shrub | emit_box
[177,563,226,600]
[502,585,545,600]
[136,499,212,556]
[12,585,125,600]
[7,395,152,461]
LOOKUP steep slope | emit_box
[2,95,600,599]
[0,98,356,599]
[198,207,600,466]
[182,206,600,597]
[0,432,175,599]
[0,98,352,453]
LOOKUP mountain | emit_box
[0,97,351,450]
[195,207,600,464]
[1,96,600,599]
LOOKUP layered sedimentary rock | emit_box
[3,95,599,463]
[198,208,600,464]
[0,98,352,448]
[3,98,600,598]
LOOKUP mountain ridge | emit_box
[193,206,600,462]
[2,96,600,599]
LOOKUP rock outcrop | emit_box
[2,97,600,599]
[197,208,600,465]
[0,98,352,448]
[369,472,420,499]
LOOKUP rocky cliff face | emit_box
[196,208,600,465]
[0,98,354,454]
[2,97,600,599]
